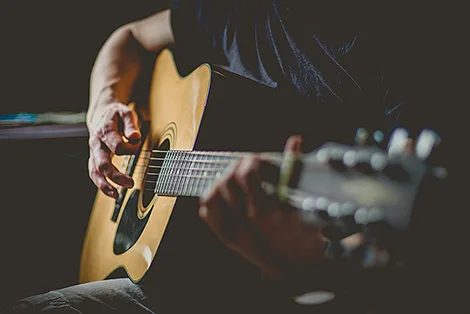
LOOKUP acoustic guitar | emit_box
[79,48,444,284]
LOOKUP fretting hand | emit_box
[199,136,329,279]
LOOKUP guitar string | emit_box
[139,165,222,171]
[142,174,219,184]
[125,152,297,169]
[118,150,306,183]
[141,149,286,158]
[136,170,221,178]
[146,157,234,163]
[123,154,285,176]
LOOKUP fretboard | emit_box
[146,150,282,197]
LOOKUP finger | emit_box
[387,128,410,156]
[403,138,415,155]
[96,111,140,155]
[284,135,303,153]
[415,129,440,160]
[88,156,118,199]
[119,107,141,144]
[236,156,269,219]
[340,232,365,252]
[199,191,229,242]
[90,136,134,188]
[219,160,247,213]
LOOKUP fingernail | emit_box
[126,179,134,188]
[199,206,208,218]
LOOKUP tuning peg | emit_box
[372,130,385,146]
[351,150,387,174]
[370,152,388,171]
[431,166,448,180]
[355,128,369,146]
[415,129,440,160]
[355,128,386,147]
[354,207,386,225]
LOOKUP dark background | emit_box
[0,1,465,312]
[0,1,170,310]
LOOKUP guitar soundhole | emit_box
[141,139,170,208]
[114,189,150,255]
[113,140,170,255]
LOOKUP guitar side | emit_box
[79,49,212,283]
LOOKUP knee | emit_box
[2,292,71,313]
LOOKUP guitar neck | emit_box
[146,149,284,198]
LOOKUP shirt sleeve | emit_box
[170,0,287,85]
[170,0,234,74]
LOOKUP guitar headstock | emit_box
[294,128,445,235]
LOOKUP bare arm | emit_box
[88,9,174,124]
[87,9,174,198]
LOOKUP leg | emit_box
[3,278,155,314]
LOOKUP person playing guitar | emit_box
[5,1,457,314]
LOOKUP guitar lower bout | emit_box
[79,49,211,283]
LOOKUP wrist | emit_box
[87,86,121,127]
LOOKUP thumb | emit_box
[120,107,141,144]
[284,135,303,154]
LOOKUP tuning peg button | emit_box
[355,128,369,146]
[316,197,330,211]
[327,202,342,217]
[368,207,386,223]
[370,152,387,171]
[354,208,369,225]
[340,201,357,216]
[354,207,386,225]
[343,150,359,167]
[372,130,385,145]
[316,148,330,163]
[338,201,357,226]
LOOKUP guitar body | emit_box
[80,49,311,284]
[80,49,212,283]
[80,47,367,292]
[78,49,447,313]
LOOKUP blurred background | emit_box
[0,1,170,309]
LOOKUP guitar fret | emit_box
[191,154,201,196]
[205,152,221,196]
[181,151,190,196]
[169,151,179,195]
[174,150,184,196]
[158,151,166,195]
[199,153,210,197]
[155,151,242,196]
[189,154,198,197]
[154,152,164,194]
[173,151,181,194]
[164,150,175,195]
[157,151,168,195]
[217,151,230,188]
[170,150,178,195]
[183,152,192,196]
[201,153,212,197]
[189,154,199,196]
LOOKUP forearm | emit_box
[87,9,174,126]
[87,26,142,125]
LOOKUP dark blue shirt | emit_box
[170,0,442,140]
